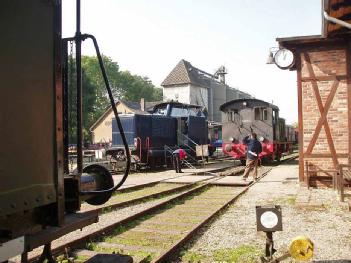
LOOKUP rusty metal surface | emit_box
[53,0,65,226]
[0,0,58,216]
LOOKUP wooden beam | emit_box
[301,75,347,82]
[347,43,351,167]
[303,53,339,168]
[304,153,349,158]
[297,53,304,183]
[305,79,339,154]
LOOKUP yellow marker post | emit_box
[289,236,314,261]
[266,236,314,263]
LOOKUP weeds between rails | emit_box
[29,154,298,262]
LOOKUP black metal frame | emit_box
[62,0,131,195]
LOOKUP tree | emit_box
[82,55,120,111]
[67,55,163,143]
[67,56,99,143]
[118,71,162,102]
[82,55,162,103]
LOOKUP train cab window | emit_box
[263,108,268,120]
[254,107,268,121]
[154,106,167,115]
[228,110,238,122]
[171,107,188,117]
[228,111,233,121]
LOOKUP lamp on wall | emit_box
[266,47,279,64]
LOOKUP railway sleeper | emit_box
[95,242,163,254]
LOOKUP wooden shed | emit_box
[277,0,351,187]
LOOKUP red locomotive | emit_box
[220,99,296,164]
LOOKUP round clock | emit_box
[274,48,294,69]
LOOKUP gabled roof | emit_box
[161,59,216,88]
[89,100,162,131]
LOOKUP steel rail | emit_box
[152,154,300,263]
[153,168,273,263]
[28,176,227,262]
[28,154,298,262]
[82,174,221,215]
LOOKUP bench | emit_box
[305,161,338,189]
[337,164,351,202]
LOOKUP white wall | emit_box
[189,84,209,110]
[163,85,190,103]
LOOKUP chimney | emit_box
[140,98,145,111]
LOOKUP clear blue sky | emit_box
[62,0,322,124]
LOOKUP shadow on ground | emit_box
[280,159,299,165]
[314,260,351,263]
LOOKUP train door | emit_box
[272,109,278,141]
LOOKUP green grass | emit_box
[101,206,112,214]
[270,195,297,206]
[86,241,98,251]
[74,255,90,262]
[181,251,207,263]
[213,245,261,263]
[286,195,297,205]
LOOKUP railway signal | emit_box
[256,206,314,262]
[256,205,282,261]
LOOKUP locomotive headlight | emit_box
[134,138,138,147]
[242,101,247,106]
[229,137,234,142]
[259,136,265,142]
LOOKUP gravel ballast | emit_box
[178,161,351,262]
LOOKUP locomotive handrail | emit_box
[69,34,131,195]
[176,132,199,158]
[136,137,142,160]
[164,145,197,169]
[146,137,150,164]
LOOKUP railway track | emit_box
[80,176,218,214]
[80,162,246,215]
[27,154,298,263]
[71,167,272,263]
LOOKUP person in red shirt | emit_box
[172,148,186,173]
